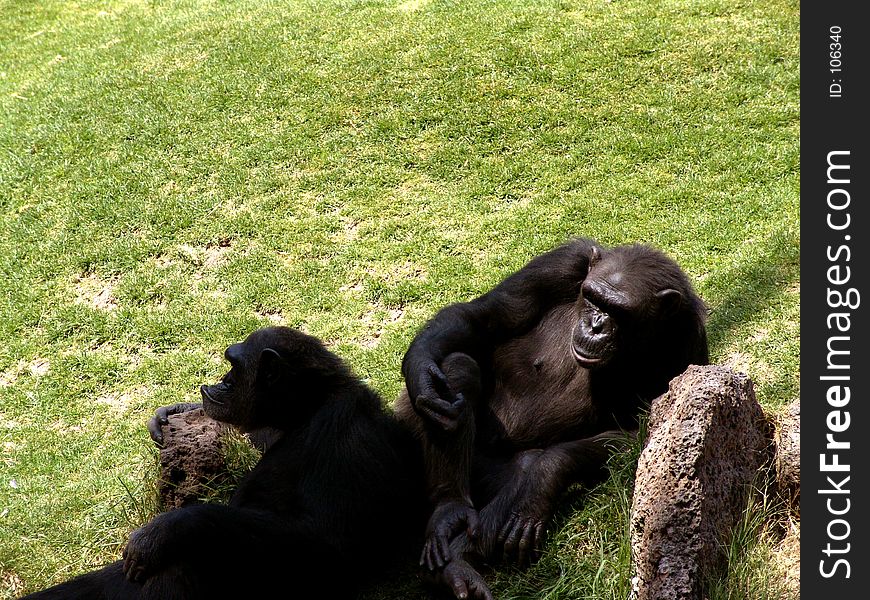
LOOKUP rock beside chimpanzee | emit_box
[158,408,229,509]
[629,365,773,600]
[774,399,800,515]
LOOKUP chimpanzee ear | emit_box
[655,288,683,315]
[259,348,287,384]
[588,246,601,273]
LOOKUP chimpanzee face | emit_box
[200,339,261,429]
[571,247,682,369]
[200,327,344,431]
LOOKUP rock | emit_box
[158,408,229,509]
[774,399,800,515]
[630,365,773,600]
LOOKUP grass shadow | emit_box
[703,223,799,354]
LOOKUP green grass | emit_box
[0,0,798,597]
[705,486,799,600]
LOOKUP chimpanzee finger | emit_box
[465,504,479,540]
[420,540,433,571]
[428,363,454,399]
[435,532,450,569]
[147,417,164,446]
[420,393,463,418]
[148,403,202,445]
[122,551,141,582]
[471,581,495,600]
[433,517,459,566]
[501,518,524,562]
[495,513,515,547]
[517,522,535,565]
[448,574,470,600]
[419,405,458,432]
[418,398,463,431]
[421,538,437,571]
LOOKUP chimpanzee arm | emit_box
[122,504,321,583]
[403,239,595,571]
[402,238,595,422]
[495,430,635,564]
[147,403,283,452]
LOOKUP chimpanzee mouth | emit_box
[571,342,603,367]
[200,385,225,405]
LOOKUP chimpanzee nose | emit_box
[591,313,605,333]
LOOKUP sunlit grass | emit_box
[1,0,798,597]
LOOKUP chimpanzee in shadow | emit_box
[22,327,424,599]
[394,238,708,600]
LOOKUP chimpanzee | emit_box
[22,327,423,600]
[395,238,709,600]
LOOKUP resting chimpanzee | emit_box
[22,327,422,600]
[395,238,708,600]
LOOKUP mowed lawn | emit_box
[1,1,798,598]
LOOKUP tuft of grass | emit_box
[705,489,799,600]
[191,429,262,505]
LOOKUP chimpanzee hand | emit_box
[496,503,549,566]
[421,500,479,571]
[440,558,494,600]
[147,402,202,446]
[122,515,176,583]
[412,362,466,432]
[495,451,557,566]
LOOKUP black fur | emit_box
[395,238,708,600]
[22,327,423,600]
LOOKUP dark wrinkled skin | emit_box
[147,402,201,446]
[396,238,709,600]
[421,500,480,571]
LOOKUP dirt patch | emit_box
[255,309,285,325]
[155,240,235,279]
[1,570,25,598]
[332,215,362,243]
[28,359,50,377]
[48,419,83,434]
[178,241,232,269]
[381,261,427,282]
[339,280,365,293]
[0,365,20,387]
[359,305,405,348]
[0,359,50,386]
[341,261,428,297]
[95,386,150,413]
[73,273,118,310]
[2,440,20,468]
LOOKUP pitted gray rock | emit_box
[630,365,773,600]
[774,399,800,515]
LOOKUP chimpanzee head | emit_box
[200,327,349,431]
[571,244,707,371]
